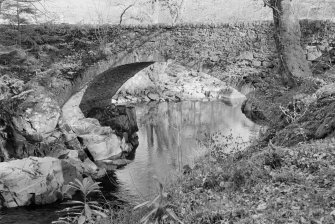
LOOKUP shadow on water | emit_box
[0,100,259,223]
[0,204,61,224]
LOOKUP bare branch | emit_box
[119,3,134,25]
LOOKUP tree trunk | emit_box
[0,1,3,15]
[270,0,312,87]
[119,4,134,25]
[16,0,21,46]
[171,0,185,25]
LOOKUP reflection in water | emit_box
[116,100,259,200]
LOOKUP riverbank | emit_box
[99,90,335,224]
[95,62,335,223]
[168,138,335,223]
[97,133,335,223]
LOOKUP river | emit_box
[0,100,258,224]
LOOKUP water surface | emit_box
[115,100,259,200]
[0,100,258,223]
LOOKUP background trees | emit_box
[0,0,43,46]
[161,0,185,25]
[113,0,185,25]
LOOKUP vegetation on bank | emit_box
[95,116,335,223]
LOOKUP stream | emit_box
[0,100,259,224]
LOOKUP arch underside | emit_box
[79,62,155,114]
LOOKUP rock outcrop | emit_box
[61,88,138,165]
[0,74,139,208]
[0,76,63,160]
[0,157,81,209]
[12,83,61,142]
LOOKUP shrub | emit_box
[53,177,108,224]
[134,177,183,224]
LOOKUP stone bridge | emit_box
[78,51,167,114]
[1,21,334,209]
[51,21,334,114]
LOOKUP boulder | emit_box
[70,118,112,136]
[61,88,139,163]
[12,85,61,142]
[87,105,138,137]
[79,134,123,161]
[0,157,81,208]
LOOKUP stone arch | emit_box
[79,62,155,114]
[76,50,168,114]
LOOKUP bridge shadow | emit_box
[79,62,155,115]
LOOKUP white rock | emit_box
[0,157,79,208]
[71,118,111,136]
[79,134,123,161]
[12,86,61,141]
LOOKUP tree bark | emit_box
[270,0,312,87]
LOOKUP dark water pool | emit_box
[0,205,60,224]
